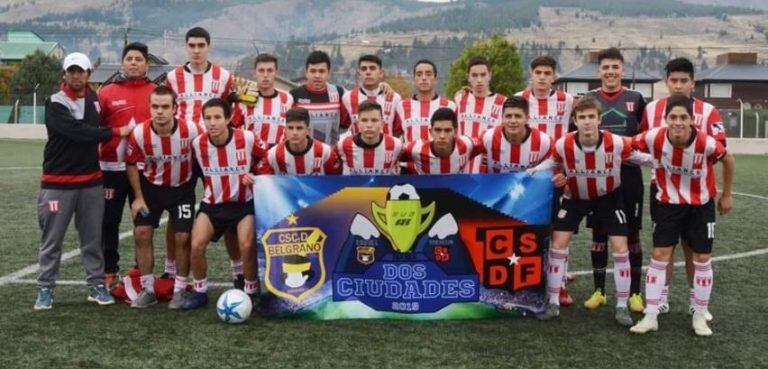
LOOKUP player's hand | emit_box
[718,194,733,215]
[131,198,148,219]
[552,173,567,188]
[379,82,394,100]
[240,173,255,187]
[118,125,133,137]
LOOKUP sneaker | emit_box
[692,311,713,336]
[247,292,260,314]
[104,273,120,291]
[584,290,607,310]
[559,287,573,307]
[168,291,186,310]
[536,303,560,321]
[130,289,158,309]
[615,307,634,327]
[629,293,644,313]
[87,284,115,305]
[658,302,670,314]
[233,274,245,290]
[688,305,713,322]
[630,314,659,334]
[33,287,53,310]
[182,292,209,310]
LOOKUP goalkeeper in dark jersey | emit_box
[583,47,647,313]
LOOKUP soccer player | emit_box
[290,50,349,145]
[258,107,342,175]
[400,107,478,175]
[336,101,403,175]
[231,53,294,147]
[342,54,402,137]
[396,59,457,143]
[536,97,651,326]
[97,42,156,287]
[125,86,203,309]
[455,55,506,173]
[477,96,553,173]
[583,47,647,312]
[184,98,266,310]
[630,95,734,336]
[640,57,728,319]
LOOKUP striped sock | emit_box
[644,258,668,315]
[692,260,714,313]
[547,248,569,305]
[174,276,188,293]
[140,274,155,294]
[613,251,631,307]
[193,278,208,293]
[245,279,258,295]
[164,258,176,277]
[231,260,243,279]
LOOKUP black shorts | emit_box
[652,200,716,254]
[553,190,629,236]
[133,177,196,232]
[198,202,253,242]
[551,186,564,224]
[649,182,660,222]
[587,164,643,231]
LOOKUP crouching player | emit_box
[336,101,403,175]
[400,107,479,174]
[630,95,733,336]
[125,86,203,308]
[536,97,651,326]
[184,98,266,310]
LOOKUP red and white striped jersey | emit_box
[454,91,506,138]
[258,139,342,175]
[401,135,478,175]
[342,86,403,136]
[192,129,266,204]
[515,89,574,142]
[553,131,633,200]
[335,134,403,175]
[478,126,553,173]
[126,119,203,187]
[633,127,726,205]
[165,62,234,126]
[396,95,457,142]
[640,96,726,145]
[231,90,293,146]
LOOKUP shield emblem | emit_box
[261,227,327,303]
[356,246,375,265]
[371,199,435,253]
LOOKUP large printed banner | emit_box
[254,173,552,320]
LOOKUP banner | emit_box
[254,173,552,320]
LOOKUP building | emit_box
[694,52,768,110]
[0,31,64,64]
[556,51,660,100]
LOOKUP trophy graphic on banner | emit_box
[371,184,435,253]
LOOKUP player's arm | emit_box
[125,134,147,219]
[45,98,130,143]
[620,137,653,167]
[324,148,343,175]
[256,155,275,175]
[717,146,734,216]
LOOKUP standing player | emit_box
[630,95,734,336]
[290,50,349,145]
[536,97,651,326]
[640,57,728,319]
[231,53,293,147]
[125,86,203,308]
[184,98,266,310]
[583,47,647,312]
[97,42,156,287]
[396,59,457,143]
[454,56,506,173]
[400,108,479,175]
[336,101,403,175]
[342,54,402,137]
[258,107,342,175]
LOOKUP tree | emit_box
[445,35,524,98]
[10,50,61,105]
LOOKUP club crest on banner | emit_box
[262,225,327,303]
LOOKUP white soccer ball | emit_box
[388,183,420,200]
[216,289,253,324]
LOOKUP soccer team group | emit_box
[34,26,734,336]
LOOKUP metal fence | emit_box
[722,109,768,139]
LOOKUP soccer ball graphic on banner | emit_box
[216,289,252,324]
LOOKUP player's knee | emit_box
[692,252,710,263]
[651,247,672,261]
[134,226,153,243]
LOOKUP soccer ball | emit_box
[216,289,252,324]
[387,183,420,200]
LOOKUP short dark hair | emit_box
[254,53,278,69]
[530,55,557,71]
[665,57,695,79]
[305,50,331,69]
[185,27,210,44]
[358,54,382,68]
[665,94,694,117]
[597,47,624,64]
[122,42,148,61]
[430,107,457,128]
[502,96,529,116]
[150,85,177,106]
[572,96,602,115]
[285,107,310,126]
[357,101,382,116]
[202,98,231,119]
[467,55,491,73]
[413,59,437,77]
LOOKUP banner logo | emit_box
[262,226,327,303]
[371,184,435,253]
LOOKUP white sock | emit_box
[613,251,631,307]
[547,248,569,305]
[660,285,669,305]
[193,278,208,293]
[245,279,258,295]
[644,259,668,315]
[692,260,713,313]
[231,260,243,279]
[164,258,177,277]
[139,274,155,294]
[174,276,188,293]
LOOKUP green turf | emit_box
[0,139,766,368]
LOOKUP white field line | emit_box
[0,166,40,170]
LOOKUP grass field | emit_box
[0,138,766,369]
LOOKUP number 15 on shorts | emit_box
[178,204,192,219]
